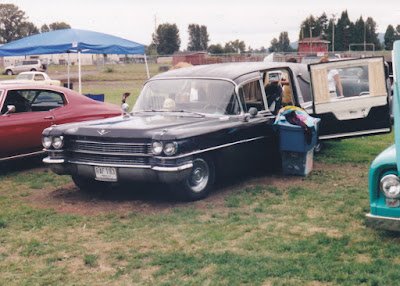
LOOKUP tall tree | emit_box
[224,39,246,53]
[0,4,27,43]
[384,25,396,50]
[187,24,209,51]
[365,17,381,50]
[208,44,224,54]
[48,22,71,31]
[335,10,352,51]
[152,23,181,55]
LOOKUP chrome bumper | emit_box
[365,213,400,231]
[43,157,193,184]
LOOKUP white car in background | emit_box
[0,72,61,86]
[4,59,46,75]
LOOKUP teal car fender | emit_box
[367,144,400,230]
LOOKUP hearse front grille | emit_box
[68,140,152,155]
[66,138,152,166]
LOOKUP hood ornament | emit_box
[97,129,109,136]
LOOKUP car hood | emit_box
[47,112,239,140]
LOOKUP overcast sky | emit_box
[5,0,400,50]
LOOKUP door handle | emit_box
[44,116,54,120]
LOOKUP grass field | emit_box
[1,64,400,285]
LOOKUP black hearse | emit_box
[42,58,391,200]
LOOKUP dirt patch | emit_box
[17,161,368,216]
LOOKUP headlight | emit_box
[42,136,52,149]
[380,174,400,199]
[163,142,178,156]
[152,141,163,155]
[52,136,64,149]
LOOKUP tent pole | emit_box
[67,52,70,89]
[78,51,82,94]
[144,54,150,79]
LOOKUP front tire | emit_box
[171,156,215,201]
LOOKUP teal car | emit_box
[366,41,400,230]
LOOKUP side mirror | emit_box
[3,105,15,116]
[121,103,130,118]
[249,107,258,117]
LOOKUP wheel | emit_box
[314,141,323,153]
[72,175,112,192]
[6,70,13,76]
[171,156,215,201]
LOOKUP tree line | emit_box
[2,4,400,55]
[0,4,70,44]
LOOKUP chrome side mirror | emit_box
[121,103,130,118]
[3,105,15,116]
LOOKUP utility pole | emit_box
[331,14,336,52]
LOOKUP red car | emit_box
[0,84,121,161]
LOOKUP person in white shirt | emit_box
[319,55,344,98]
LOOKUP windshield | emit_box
[16,74,33,80]
[133,79,241,115]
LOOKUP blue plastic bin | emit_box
[84,94,105,102]
[277,118,320,152]
[281,148,314,176]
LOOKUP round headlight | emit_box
[164,142,178,156]
[42,136,52,149]
[52,136,64,149]
[152,141,163,155]
[380,174,400,199]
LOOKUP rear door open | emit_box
[309,57,391,140]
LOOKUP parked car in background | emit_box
[0,72,61,86]
[42,58,391,200]
[0,84,121,161]
[366,41,400,231]
[4,59,46,75]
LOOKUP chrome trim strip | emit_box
[319,128,391,140]
[152,163,193,172]
[69,149,152,157]
[154,136,267,160]
[43,157,65,164]
[0,150,45,162]
[67,160,152,169]
[73,139,151,147]
[366,213,400,231]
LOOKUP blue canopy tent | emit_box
[0,28,148,93]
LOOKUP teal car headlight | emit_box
[380,174,400,199]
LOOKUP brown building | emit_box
[298,37,330,55]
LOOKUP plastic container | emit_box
[281,148,314,176]
[277,118,320,152]
[84,94,105,102]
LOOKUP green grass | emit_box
[0,65,399,284]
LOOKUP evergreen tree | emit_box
[187,24,209,51]
[152,23,181,55]
[384,25,396,50]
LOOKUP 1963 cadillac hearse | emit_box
[42,57,391,200]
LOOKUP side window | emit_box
[31,90,65,111]
[0,89,66,114]
[239,80,265,112]
[34,74,45,81]
[310,58,386,104]
[263,69,294,114]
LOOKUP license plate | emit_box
[94,166,117,182]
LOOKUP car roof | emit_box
[151,62,308,84]
[0,83,68,92]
